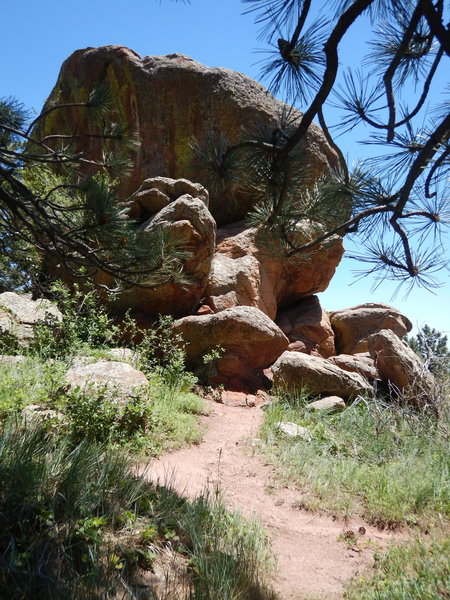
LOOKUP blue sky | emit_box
[1,0,449,334]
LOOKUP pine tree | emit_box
[408,324,450,375]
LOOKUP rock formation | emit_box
[24,47,433,402]
[39,46,344,320]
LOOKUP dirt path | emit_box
[143,401,402,600]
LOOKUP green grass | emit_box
[0,357,67,421]
[260,392,450,527]
[0,355,206,455]
[345,538,450,600]
[0,422,276,600]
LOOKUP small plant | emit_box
[31,280,119,359]
[137,314,197,391]
[60,384,154,447]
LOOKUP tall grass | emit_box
[0,422,276,600]
[261,391,450,527]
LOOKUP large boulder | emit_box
[205,223,343,319]
[272,351,371,399]
[276,295,335,357]
[0,292,62,347]
[37,46,338,226]
[330,303,412,355]
[367,329,434,402]
[173,306,289,390]
[110,194,216,316]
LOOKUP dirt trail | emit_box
[143,401,402,600]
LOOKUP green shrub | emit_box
[137,314,197,390]
[31,280,119,359]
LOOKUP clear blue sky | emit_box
[1,0,449,334]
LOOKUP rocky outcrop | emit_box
[204,223,343,320]
[277,295,335,357]
[173,306,289,390]
[367,329,434,402]
[272,351,371,399]
[330,303,412,355]
[38,46,337,226]
[0,292,62,347]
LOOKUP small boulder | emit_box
[327,353,378,380]
[330,303,412,355]
[272,351,371,399]
[0,292,62,346]
[128,176,209,221]
[306,396,346,412]
[65,360,148,399]
[275,422,312,440]
[367,329,434,403]
[276,295,335,358]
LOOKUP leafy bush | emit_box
[137,314,197,391]
[31,280,119,359]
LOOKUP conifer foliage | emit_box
[0,90,185,293]
[200,0,450,290]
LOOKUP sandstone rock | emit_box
[205,223,344,320]
[112,195,216,316]
[173,306,288,389]
[276,296,335,358]
[128,176,209,222]
[306,396,346,412]
[367,329,434,400]
[0,292,62,346]
[272,351,371,399]
[0,355,26,366]
[275,422,312,440]
[330,303,412,355]
[39,46,337,226]
[327,353,378,379]
[65,360,148,399]
[22,404,64,424]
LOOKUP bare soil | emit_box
[143,400,404,600]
